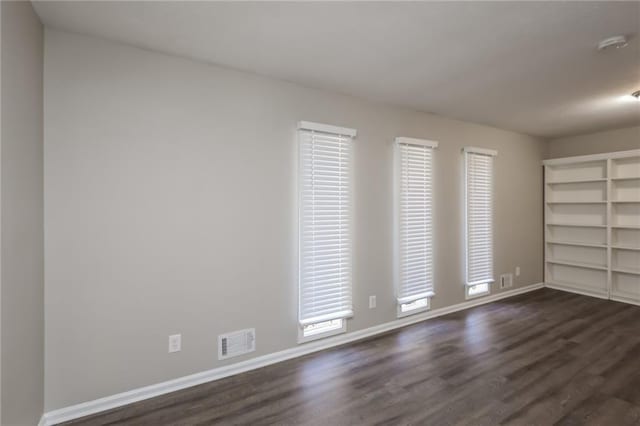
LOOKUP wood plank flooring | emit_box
[62,288,640,425]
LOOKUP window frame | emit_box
[463,147,497,300]
[394,137,438,318]
[297,121,356,343]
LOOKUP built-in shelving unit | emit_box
[544,149,640,306]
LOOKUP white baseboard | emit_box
[544,282,609,300]
[545,283,640,306]
[40,282,544,426]
[610,294,640,307]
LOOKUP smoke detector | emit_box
[598,35,628,51]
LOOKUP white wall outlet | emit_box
[369,295,377,309]
[515,266,521,277]
[168,334,181,353]
[500,273,514,289]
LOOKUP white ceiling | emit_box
[33,1,640,138]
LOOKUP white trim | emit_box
[463,146,498,157]
[395,137,438,148]
[40,283,544,426]
[297,120,357,137]
[543,149,640,166]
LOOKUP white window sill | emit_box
[397,297,431,318]
[297,319,347,344]
[465,283,492,300]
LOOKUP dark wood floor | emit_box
[63,288,640,425]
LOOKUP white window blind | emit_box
[298,121,355,327]
[396,137,438,306]
[464,147,497,286]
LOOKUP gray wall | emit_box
[547,125,640,158]
[1,1,44,425]
[44,29,546,411]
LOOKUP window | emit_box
[464,147,497,299]
[298,121,356,342]
[395,137,438,316]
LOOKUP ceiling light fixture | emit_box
[598,35,628,51]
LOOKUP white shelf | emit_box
[546,259,608,271]
[611,176,640,181]
[611,200,640,204]
[612,225,640,230]
[612,268,640,276]
[547,223,607,228]
[546,201,606,205]
[547,240,607,248]
[611,245,640,251]
[547,178,607,185]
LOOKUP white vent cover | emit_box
[500,273,513,289]
[218,328,255,360]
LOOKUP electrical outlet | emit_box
[515,266,521,277]
[369,295,377,309]
[168,334,181,353]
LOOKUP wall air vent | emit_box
[500,273,514,289]
[218,328,255,360]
